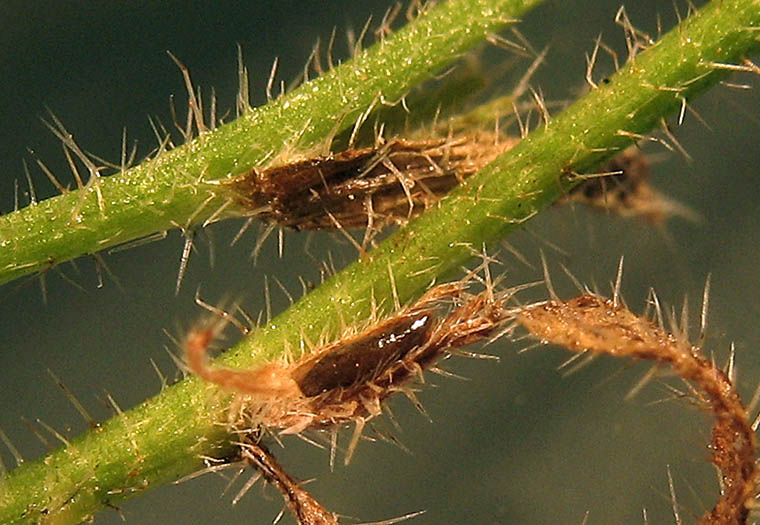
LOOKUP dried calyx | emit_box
[224,132,515,231]
[559,147,694,223]
[186,268,756,524]
[519,292,757,525]
[224,131,682,238]
[185,269,525,524]
[186,275,525,460]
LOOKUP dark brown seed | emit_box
[291,311,434,397]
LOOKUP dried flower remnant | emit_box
[224,132,516,231]
[186,276,523,452]
[517,293,757,525]
[559,148,690,223]
[186,275,524,523]
[225,131,684,241]
[185,270,757,523]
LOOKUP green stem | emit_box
[0,0,538,287]
[225,0,760,368]
[0,0,544,523]
[1,0,758,523]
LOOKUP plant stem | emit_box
[0,0,539,287]
[224,0,760,368]
[1,0,758,523]
[0,0,544,523]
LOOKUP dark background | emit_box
[1,1,759,523]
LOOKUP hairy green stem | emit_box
[0,0,543,522]
[1,0,758,523]
[0,0,537,287]
[225,0,760,367]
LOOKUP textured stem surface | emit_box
[1,0,758,523]
[0,0,538,286]
[0,0,544,523]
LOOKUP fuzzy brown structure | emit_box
[518,294,757,525]
[186,279,519,524]
[559,148,680,223]
[226,132,679,235]
[187,279,757,523]
[186,280,518,435]
[225,132,515,230]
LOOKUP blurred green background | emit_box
[1,1,759,523]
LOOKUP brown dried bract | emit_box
[225,132,515,230]
[560,148,684,223]
[227,131,681,239]
[186,276,522,524]
[186,278,519,446]
[518,294,757,525]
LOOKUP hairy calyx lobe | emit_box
[519,294,757,525]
